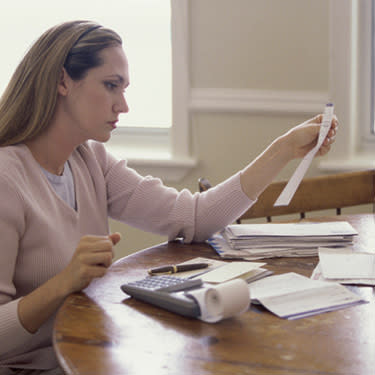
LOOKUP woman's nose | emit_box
[114,94,129,114]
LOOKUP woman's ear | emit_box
[57,68,70,96]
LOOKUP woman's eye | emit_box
[105,82,117,90]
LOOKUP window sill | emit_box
[319,153,375,172]
[106,126,197,182]
[108,145,197,182]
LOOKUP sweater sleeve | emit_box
[91,142,255,242]
[0,176,33,356]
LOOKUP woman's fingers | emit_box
[78,251,114,268]
[64,233,122,292]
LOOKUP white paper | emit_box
[207,221,357,260]
[172,257,227,279]
[226,221,357,238]
[186,279,250,323]
[311,261,375,286]
[249,272,327,301]
[248,272,365,319]
[199,261,265,283]
[319,247,375,279]
[261,284,364,320]
[274,103,334,206]
[209,233,320,260]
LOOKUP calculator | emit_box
[121,275,203,318]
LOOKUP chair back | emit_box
[199,170,375,222]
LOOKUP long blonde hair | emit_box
[0,20,122,146]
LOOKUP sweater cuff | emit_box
[0,298,34,355]
[226,171,257,217]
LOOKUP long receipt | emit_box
[274,103,334,206]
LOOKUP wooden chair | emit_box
[199,170,375,222]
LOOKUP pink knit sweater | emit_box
[0,141,253,369]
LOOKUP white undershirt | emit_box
[41,161,76,210]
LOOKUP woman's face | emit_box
[58,45,129,143]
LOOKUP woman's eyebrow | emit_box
[106,74,125,83]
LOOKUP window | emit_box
[371,0,375,134]
[322,0,375,171]
[0,0,195,181]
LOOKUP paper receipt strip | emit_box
[274,103,334,207]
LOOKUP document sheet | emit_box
[178,257,272,283]
[198,261,266,283]
[319,247,375,279]
[248,272,366,319]
[310,248,375,286]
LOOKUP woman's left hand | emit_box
[284,114,338,160]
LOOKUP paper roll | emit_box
[186,279,251,323]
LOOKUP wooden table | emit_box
[53,214,375,375]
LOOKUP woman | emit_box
[0,20,337,374]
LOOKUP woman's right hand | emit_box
[60,233,121,294]
[18,232,122,334]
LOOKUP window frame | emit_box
[107,0,196,181]
[320,0,375,171]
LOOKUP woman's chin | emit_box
[92,132,112,143]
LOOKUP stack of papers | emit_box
[249,272,366,319]
[311,247,375,286]
[208,221,358,260]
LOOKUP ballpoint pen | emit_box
[148,262,209,276]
